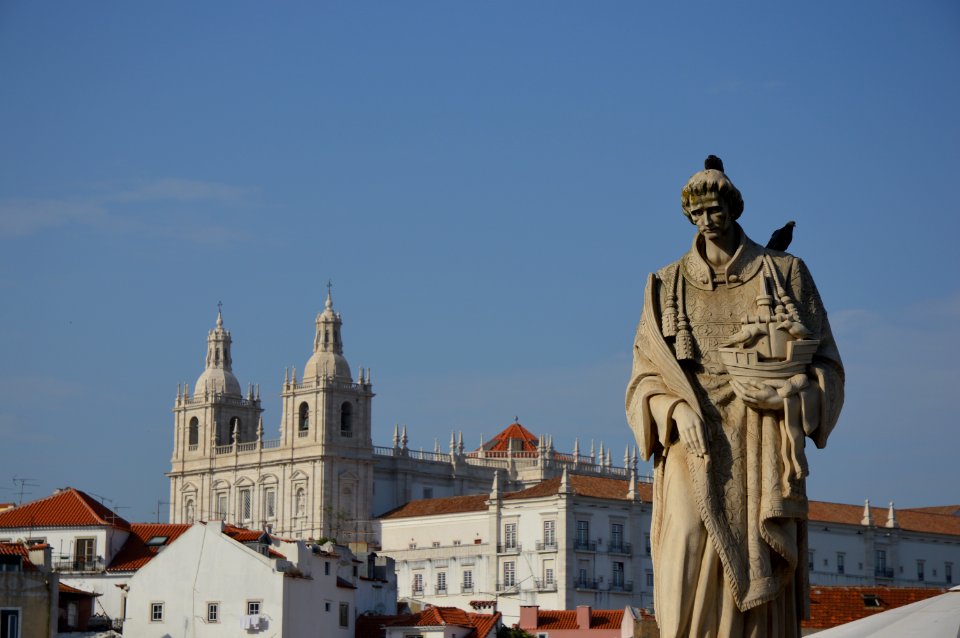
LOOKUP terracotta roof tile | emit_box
[368,608,499,638]
[468,611,501,637]
[902,505,960,517]
[525,609,624,630]
[0,488,130,530]
[59,582,99,596]
[802,585,946,629]
[809,501,960,537]
[379,494,490,519]
[483,422,539,453]
[106,523,191,572]
[0,542,37,571]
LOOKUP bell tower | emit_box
[280,284,375,540]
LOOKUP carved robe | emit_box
[626,226,843,638]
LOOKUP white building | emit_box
[167,293,641,542]
[123,520,396,637]
[0,486,191,628]
[378,469,654,624]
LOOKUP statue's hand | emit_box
[731,374,808,410]
[673,401,706,457]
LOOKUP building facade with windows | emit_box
[122,520,395,638]
[166,292,644,543]
[378,470,654,624]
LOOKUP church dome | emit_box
[304,350,353,382]
[195,366,242,396]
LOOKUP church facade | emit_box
[167,291,639,542]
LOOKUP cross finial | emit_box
[216,301,223,327]
[325,280,333,310]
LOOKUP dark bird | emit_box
[704,155,725,172]
[766,220,796,251]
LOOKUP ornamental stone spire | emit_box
[195,305,241,396]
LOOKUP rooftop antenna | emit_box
[12,476,38,505]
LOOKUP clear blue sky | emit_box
[1,2,957,521]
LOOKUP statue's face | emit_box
[687,193,734,241]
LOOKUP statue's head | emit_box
[680,155,744,223]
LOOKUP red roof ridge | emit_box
[0,487,130,530]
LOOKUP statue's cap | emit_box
[704,155,724,172]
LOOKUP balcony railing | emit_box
[575,578,599,590]
[574,540,597,552]
[875,567,894,579]
[461,584,474,594]
[55,558,105,572]
[435,586,447,594]
[497,543,522,554]
[607,542,632,555]
[535,578,557,591]
[536,540,557,551]
[496,581,517,592]
[412,587,424,595]
[609,580,634,592]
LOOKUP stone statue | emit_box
[625,156,844,637]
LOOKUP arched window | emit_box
[340,402,353,437]
[298,403,310,432]
[184,499,195,524]
[295,487,306,517]
[188,417,199,447]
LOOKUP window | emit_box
[432,541,440,548]
[645,533,651,556]
[216,492,228,519]
[339,602,349,628]
[324,561,330,576]
[298,402,310,432]
[918,560,925,582]
[808,550,815,570]
[543,520,556,547]
[188,417,199,446]
[413,573,424,593]
[146,536,169,547]
[2,609,21,638]
[207,603,219,623]
[613,561,625,587]
[545,567,554,585]
[436,571,447,593]
[875,549,888,577]
[340,402,353,437]
[75,538,96,569]
[646,570,654,587]
[576,520,589,545]
[837,552,845,574]
[463,570,473,590]
[66,602,78,628]
[264,488,276,520]
[504,561,516,587]
[247,601,261,616]
[150,602,164,622]
[947,563,953,584]
[611,523,624,550]
[423,488,433,499]
[240,488,252,521]
[325,601,331,612]
[504,523,517,549]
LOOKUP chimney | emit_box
[576,605,592,629]
[518,605,539,629]
[28,544,52,572]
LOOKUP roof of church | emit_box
[521,608,625,630]
[481,421,538,452]
[106,523,192,572]
[355,608,500,638]
[808,501,960,537]
[0,487,130,530]
[802,586,947,630]
[901,505,960,517]
[379,474,650,520]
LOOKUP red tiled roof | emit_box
[802,586,946,629]
[0,542,36,571]
[106,523,191,572]
[902,505,960,517]
[524,609,624,630]
[59,582,99,596]
[380,474,652,520]
[379,493,490,519]
[337,576,357,589]
[222,524,269,543]
[808,501,960,537]
[483,422,539,452]
[364,608,499,638]
[0,488,130,530]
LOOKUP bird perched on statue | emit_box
[766,220,796,251]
